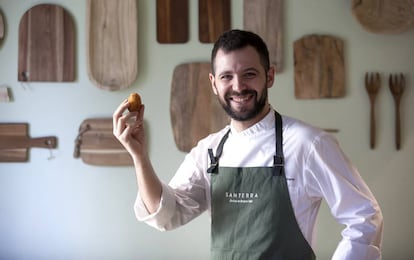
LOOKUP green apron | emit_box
[207,111,316,260]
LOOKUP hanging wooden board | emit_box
[170,62,230,152]
[352,0,414,34]
[244,0,283,73]
[86,0,138,91]
[0,12,4,40]
[156,0,189,43]
[74,118,133,166]
[0,123,57,162]
[18,4,75,82]
[199,0,231,43]
[294,34,345,99]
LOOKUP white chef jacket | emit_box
[134,110,383,259]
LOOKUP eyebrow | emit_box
[217,67,260,76]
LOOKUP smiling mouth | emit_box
[229,93,254,104]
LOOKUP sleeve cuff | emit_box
[133,182,177,230]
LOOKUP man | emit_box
[113,30,383,259]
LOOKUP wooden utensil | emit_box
[352,0,414,34]
[365,72,381,149]
[156,0,189,43]
[0,123,57,162]
[18,4,75,82]
[170,62,229,152]
[74,118,133,166]
[243,0,283,72]
[199,0,231,43]
[86,0,138,91]
[389,74,405,150]
[294,35,345,99]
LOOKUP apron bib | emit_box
[208,111,315,260]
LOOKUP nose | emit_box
[231,75,246,92]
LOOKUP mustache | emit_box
[225,89,257,98]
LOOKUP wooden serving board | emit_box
[74,118,133,166]
[294,34,345,99]
[352,0,414,34]
[0,123,57,162]
[170,62,229,152]
[244,0,283,72]
[0,11,4,40]
[86,0,138,91]
[156,0,189,43]
[199,0,231,43]
[18,4,75,82]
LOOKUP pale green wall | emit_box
[0,0,413,259]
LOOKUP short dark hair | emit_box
[210,29,270,75]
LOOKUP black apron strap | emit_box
[207,129,231,174]
[273,111,284,175]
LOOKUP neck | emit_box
[230,104,271,132]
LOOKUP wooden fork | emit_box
[365,72,381,149]
[389,74,405,150]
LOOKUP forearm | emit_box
[133,154,162,214]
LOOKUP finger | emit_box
[113,99,129,129]
[115,111,139,137]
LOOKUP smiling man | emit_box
[113,29,383,259]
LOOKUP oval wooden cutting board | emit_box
[86,0,138,91]
[170,62,229,152]
[18,4,75,82]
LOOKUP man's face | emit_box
[209,46,274,122]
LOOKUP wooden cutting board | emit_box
[294,34,345,99]
[86,0,138,91]
[244,0,283,72]
[74,118,133,166]
[0,123,57,162]
[156,0,189,43]
[352,0,414,34]
[199,0,231,43]
[0,12,4,40]
[170,62,230,152]
[18,4,75,82]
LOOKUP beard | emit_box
[217,86,268,122]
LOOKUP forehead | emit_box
[214,46,262,73]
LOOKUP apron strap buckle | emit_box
[273,155,284,167]
[207,148,219,174]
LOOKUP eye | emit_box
[220,74,233,81]
[244,71,257,79]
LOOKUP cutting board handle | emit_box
[0,136,57,149]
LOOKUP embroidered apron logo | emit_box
[225,192,259,204]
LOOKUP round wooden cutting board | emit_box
[352,0,414,34]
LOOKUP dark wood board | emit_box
[18,4,75,82]
[199,0,231,43]
[156,0,189,43]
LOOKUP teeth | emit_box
[232,95,251,102]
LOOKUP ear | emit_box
[266,66,275,88]
[209,73,218,95]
